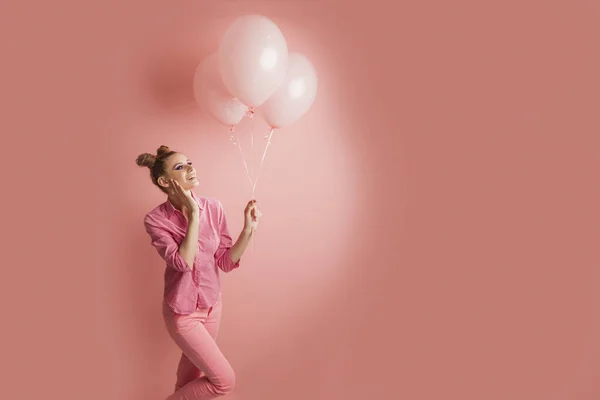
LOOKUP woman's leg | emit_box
[163,298,234,399]
[173,298,223,391]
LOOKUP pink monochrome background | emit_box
[1,1,599,399]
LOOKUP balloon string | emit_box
[251,127,275,196]
[246,107,255,151]
[250,115,254,150]
[245,110,258,252]
[249,126,275,252]
[230,123,274,253]
[235,133,254,191]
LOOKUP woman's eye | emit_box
[175,166,183,170]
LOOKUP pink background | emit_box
[2,1,599,399]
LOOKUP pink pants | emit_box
[162,294,235,399]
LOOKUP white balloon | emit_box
[261,52,317,128]
[218,15,289,107]
[194,53,247,126]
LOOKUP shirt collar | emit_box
[164,190,204,218]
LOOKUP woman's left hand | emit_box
[243,200,262,233]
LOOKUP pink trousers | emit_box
[162,294,235,399]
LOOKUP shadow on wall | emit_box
[142,37,216,114]
[122,208,177,399]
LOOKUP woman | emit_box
[136,145,260,399]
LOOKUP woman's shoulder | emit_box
[143,202,168,224]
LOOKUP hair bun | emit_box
[136,153,156,168]
[156,145,171,158]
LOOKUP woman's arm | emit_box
[177,210,199,270]
[144,214,197,272]
[215,199,260,272]
[229,227,253,264]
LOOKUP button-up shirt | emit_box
[143,191,240,314]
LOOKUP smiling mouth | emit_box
[188,176,196,180]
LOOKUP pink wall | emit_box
[2,1,599,399]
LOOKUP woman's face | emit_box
[159,153,199,191]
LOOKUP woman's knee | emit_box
[213,366,236,395]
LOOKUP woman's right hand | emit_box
[243,199,261,233]
[171,179,199,220]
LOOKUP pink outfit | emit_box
[163,293,235,399]
[144,191,240,314]
[144,192,240,399]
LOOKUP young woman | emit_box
[136,145,260,399]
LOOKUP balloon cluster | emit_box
[193,15,317,131]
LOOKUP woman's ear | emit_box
[157,176,170,189]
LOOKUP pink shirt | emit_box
[143,191,240,314]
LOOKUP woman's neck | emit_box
[167,193,186,211]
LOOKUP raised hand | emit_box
[171,179,199,220]
[243,200,262,233]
